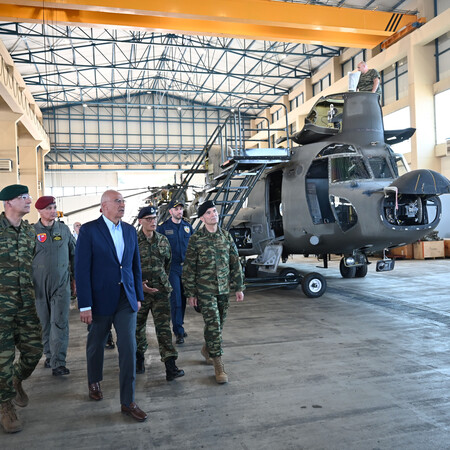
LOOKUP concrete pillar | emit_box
[408,40,438,170]
[0,106,21,188]
[330,56,341,84]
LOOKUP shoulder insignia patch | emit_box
[184,226,190,234]
[37,233,47,243]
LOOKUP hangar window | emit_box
[330,156,370,183]
[367,157,393,179]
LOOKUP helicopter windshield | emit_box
[367,156,394,179]
[330,156,371,183]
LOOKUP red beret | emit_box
[35,196,56,210]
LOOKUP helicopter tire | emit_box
[301,272,327,298]
[279,268,300,290]
[339,258,357,278]
[245,258,259,278]
[354,263,368,278]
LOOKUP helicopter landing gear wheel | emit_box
[355,263,368,278]
[301,272,327,298]
[339,258,356,278]
[279,268,300,290]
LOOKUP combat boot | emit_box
[136,352,145,374]
[201,344,213,365]
[0,401,22,433]
[13,378,28,407]
[165,357,185,381]
[212,357,228,384]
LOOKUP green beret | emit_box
[0,184,29,201]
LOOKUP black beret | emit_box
[35,196,56,210]
[138,205,157,219]
[0,184,29,201]
[197,200,216,218]
[169,200,184,208]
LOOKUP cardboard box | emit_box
[444,239,450,258]
[388,244,413,259]
[413,241,445,259]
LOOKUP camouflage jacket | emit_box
[357,69,381,94]
[138,229,172,294]
[182,226,244,298]
[0,212,36,296]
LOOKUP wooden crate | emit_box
[388,244,414,259]
[413,241,445,259]
[444,239,450,258]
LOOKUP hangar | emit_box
[0,0,449,447]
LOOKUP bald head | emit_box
[357,61,368,74]
[101,190,125,224]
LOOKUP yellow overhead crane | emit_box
[0,0,418,48]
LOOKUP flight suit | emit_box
[0,212,42,403]
[157,218,193,337]
[182,226,244,357]
[136,229,178,361]
[32,220,75,369]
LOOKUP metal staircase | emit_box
[160,101,292,229]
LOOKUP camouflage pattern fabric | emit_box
[357,68,381,94]
[136,230,177,361]
[181,226,245,298]
[0,212,43,403]
[182,226,244,357]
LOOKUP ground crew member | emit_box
[157,200,193,344]
[136,206,184,381]
[182,200,244,384]
[0,184,43,434]
[33,196,76,376]
[357,61,381,95]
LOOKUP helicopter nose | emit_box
[389,169,450,196]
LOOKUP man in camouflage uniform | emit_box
[182,200,244,384]
[357,61,381,95]
[0,184,43,433]
[136,206,184,381]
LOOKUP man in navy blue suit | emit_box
[75,190,147,422]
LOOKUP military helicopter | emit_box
[179,92,450,298]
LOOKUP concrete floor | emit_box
[3,256,450,449]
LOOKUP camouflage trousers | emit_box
[199,294,229,358]
[136,291,178,362]
[0,290,43,403]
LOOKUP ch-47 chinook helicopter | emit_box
[181,92,450,298]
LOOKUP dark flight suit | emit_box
[157,218,193,338]
[32,220,75,369]
[0,212,42,403]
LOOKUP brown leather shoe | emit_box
[88,382,103,401]
[121,402,147,422]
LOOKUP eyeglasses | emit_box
[15,194,32,200]
[141,217,157,222]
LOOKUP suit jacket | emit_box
[75,216,144,316]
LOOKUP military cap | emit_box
[169,200,184,209]
[0,184,29,201]
[35,196,56,210]
[138,205,157,219]
[197,200,216,217]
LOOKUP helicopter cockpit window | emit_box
[330,156,371,183]
[367,157,394,179]
[317,143,357,157]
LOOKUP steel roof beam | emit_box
[0,0,418,48]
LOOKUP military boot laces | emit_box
[165,357,185,381]
[201,344,213,365]
[0,401,23,433]
[13,378,29,407]
[212,357,228,384]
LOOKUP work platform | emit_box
[4,256,450,448]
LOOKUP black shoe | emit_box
[105,338,115,350]
[165,358,185,381]
[52,366,70,376]
[44,358,51,369]
[183,332,188,338]
[136,352,145,374]
[175,335,184,344]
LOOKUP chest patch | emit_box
[184,226,190,234]
[37,233,47,243]
[165,230,174,235]
[53,235,62,241]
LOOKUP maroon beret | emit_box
[35,196,56,210]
